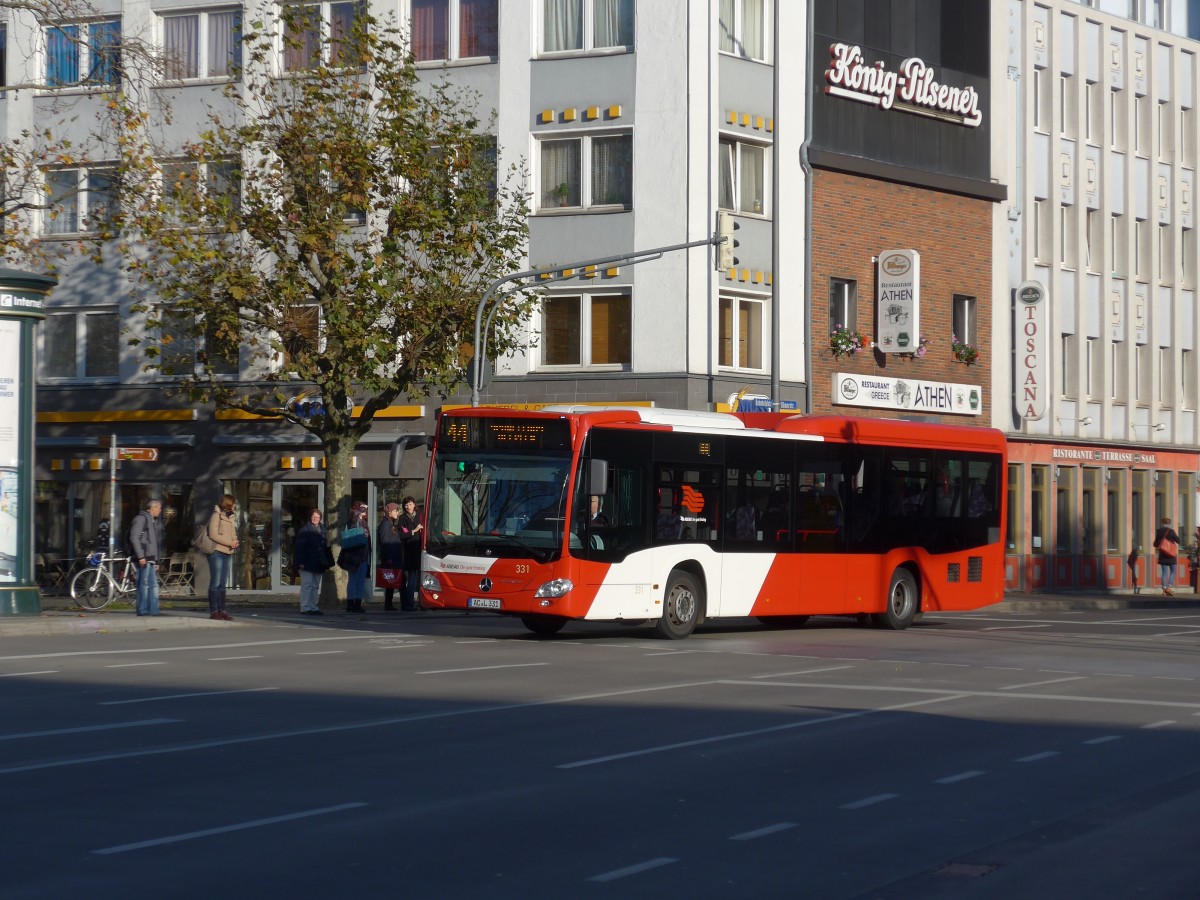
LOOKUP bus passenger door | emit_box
[793,454,849,614]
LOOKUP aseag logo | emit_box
[680,485,705,514]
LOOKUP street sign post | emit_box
[117,447,159,462]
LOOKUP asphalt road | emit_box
[1,608,1198,899]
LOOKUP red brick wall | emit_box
[810,169,994,423]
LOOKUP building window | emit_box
[1111,340,1124,401]
[1032,68,1044,132]
[541,292,631,367]
[952,295,978,348]
[718,0,767,62]
[42,167,117,236]
[1159,347,1173,404]
[1033,199,1048,263]
[1059,75,1073,138]
[1183,348,1195,409]
[1086,337,1101,399]
[1135,95,1148,155]
[719,294,764,370]
[161,9,242,80]
[539,133,631,210]
[1086,210,1100,272]
[159,159,241,226]
[283,1,365,72]
[1062,333,1078,399]
[1111,214,1125,275]
[40,310,120,379]
[1060,204,1075,268]
[542,0,634,54]
[160,310,239,377]
[46,19,121,87]
[1135,219,1148,279]
[1,24,7,91]
[1159,222,1173,283]
[1085,81,1097,144]
[718,138,767,215]
[412,0,498,62]
[828,278,857,334]
[1135,343,1149,403]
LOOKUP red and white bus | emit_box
[408,406,1006,638]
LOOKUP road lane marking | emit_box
[587,858,677,882]
[207,656,263,661]
[730,823,797,841]
[104,662,166,669]
[0,634,384,662]
[935,770,985,784]
[1016,751,1060,763]
[1151,631,1200,637]
[752,665,855,679]
[100,687,278,706]
[840,794,897,810]
[1084,735,1121,745]
[557,695,967,769]
[0,670,59,677]
[1143,720,1176,729]
[982,625,1052,631]
[645,651,698,657]
[453,640,497,644]
[298,651,345,656]
[416,663,549,675]
[1000,676,1086,691]
[92,802,367,855]
[0,719,179,742]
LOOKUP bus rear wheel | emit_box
[655,571,702,640]
[875,569,919,630]
[521,614,568,637]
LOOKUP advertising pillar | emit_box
[0,270,56,615]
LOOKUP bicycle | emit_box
[70,552,141,611]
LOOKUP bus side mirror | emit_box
[587,458,609,495]
[388,434,433,477]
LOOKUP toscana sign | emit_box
[824,43,983,129]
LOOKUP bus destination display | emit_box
[440,416,571,452]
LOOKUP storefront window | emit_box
[1179,475,1194,549]
[1082,467,1100,555]
[1055,467,1075,553]
[222,479,272,590]
[1154,472,1169,534]
[1132,470,1148,553]
[1006,464,1020,551]
[1031,465,1048,555]
[1106,468,1125,553]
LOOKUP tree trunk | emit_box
[319,438,359,607]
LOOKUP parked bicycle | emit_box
[70,552,140,611]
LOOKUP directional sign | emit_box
[117,447,159,462]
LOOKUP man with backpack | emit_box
[128,499,164,616]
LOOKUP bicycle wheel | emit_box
[71,566,115,611]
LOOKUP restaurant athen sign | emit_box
[824,43,983,129]
[835,372,981,416]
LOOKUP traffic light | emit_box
[716,210,739,270]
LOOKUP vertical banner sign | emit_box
[1016,281,1048,421]
[0,321,20,583]
[876,250,920,354]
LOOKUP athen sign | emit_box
[824,43,983,129]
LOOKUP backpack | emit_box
[192,523,217,555]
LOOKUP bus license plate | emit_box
[468,597,501,610]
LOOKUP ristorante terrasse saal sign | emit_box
[824,43,983,129]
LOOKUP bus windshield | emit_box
[426,452,572,562]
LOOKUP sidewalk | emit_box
[2,588,1198,637]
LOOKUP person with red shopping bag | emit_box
[376,502,405,611]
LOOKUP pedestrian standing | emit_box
[206,494,240,620]
[1153,516,1181,596]
[376,502,404,611]
[339,501,372,614]
[399,496,424,611]
[294,508,329,615]
[128,499,164,617]
[1127,542,1140,594]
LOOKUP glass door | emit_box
[275,482,322,590]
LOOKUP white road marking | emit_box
[0,670,59,677]
[557,695,967,769]
[100,687,278,706]
[645,651,698,657]
[0,634,383,662]
[0,719,179,742]
[751,665,855,679]
[841,794,898,810]
[207,656,263,661]
[935,770,985,784]
[1016,751,1060,763]
[730,822,797,841]
[1151,631,1200,637]
[1084,735,1121,745]
[1000,676,1086,691]
[453,640,497,644]
[92,802,368,855]
[104,662,166,668]
[416,663,549,675]
[1142,720,1176,729]
[982,625,1052,631]
[587,858,677,882]
[297,651,345,656]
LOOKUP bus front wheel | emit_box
[875,569,919,630]
[521,614,568,637]
[655,571,702,639]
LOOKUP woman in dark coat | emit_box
[376,502,404,610]
[1153,517,1180,596]
[338,501,372,614]
[398,496,424,611]
[294,509,329,615]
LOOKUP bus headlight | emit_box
[421,572,442,592]
[533,578,573,598]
